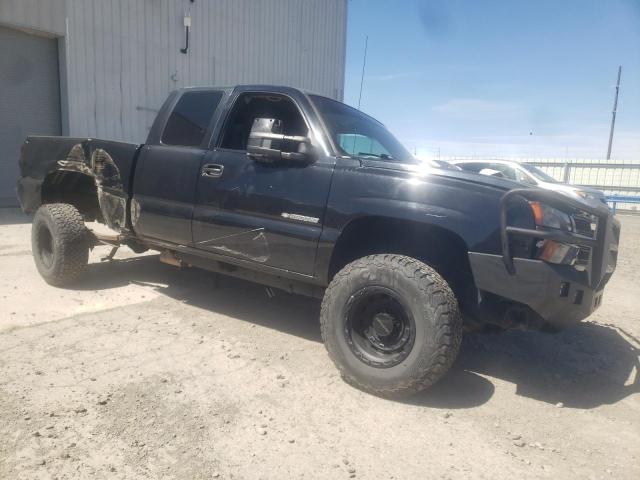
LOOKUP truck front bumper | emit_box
[469,253,606,329]
[469,188,620,330]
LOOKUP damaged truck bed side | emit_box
[17,85,620,397]
[19,137,139,232]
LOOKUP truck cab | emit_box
[132,86,335,277]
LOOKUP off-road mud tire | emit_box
[31,203,89,287]
[320,254,462,397]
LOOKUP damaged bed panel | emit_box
[17,136,142,231]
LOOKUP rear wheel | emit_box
[31,203,89,286]
[320,254,462,397]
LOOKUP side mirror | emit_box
[247,118,314,163]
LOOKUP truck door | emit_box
[132,90,224,245]
[192,91,335,276]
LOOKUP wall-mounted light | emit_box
[180,15,191,54]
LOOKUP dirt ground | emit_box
[0,208,638,480]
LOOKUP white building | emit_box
[0,0,347,205]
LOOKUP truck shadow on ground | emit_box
[79,254,640,411]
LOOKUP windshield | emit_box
[310,95,415,163]
[521,164,559,183]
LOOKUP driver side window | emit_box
[219,93,308,151]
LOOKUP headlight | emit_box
[529,201,575,232]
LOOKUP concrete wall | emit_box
[1,0,348,143]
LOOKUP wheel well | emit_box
[41,171,102,221]
[328,216,477,309]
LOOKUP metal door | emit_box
[0,26,61,206]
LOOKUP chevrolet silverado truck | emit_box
[17,85,620,397]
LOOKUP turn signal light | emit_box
[536,240,580,265]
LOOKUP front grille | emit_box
[573,213,597,238]
[574,247,591,271]
[572,212,597,273]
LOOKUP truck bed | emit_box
[18,136,142,231]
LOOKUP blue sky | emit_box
[343,0,640,159]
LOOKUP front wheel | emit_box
[320,254,462,397]
[31,203,89,286]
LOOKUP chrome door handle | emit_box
[201,163,224,178]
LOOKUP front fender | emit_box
[314,161,507,282]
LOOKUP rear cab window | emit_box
[161,91,223,147]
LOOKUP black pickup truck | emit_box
[17,85,620,396]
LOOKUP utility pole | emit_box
[357,36,368,111]
[606,65,622,160]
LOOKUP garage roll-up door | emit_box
[0,26,61,207]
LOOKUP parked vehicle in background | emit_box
[428,159,462,171]
[17,86,620,397]
[451,159,607,206]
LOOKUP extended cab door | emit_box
[192,90,335,276]
[132,90,224,245]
